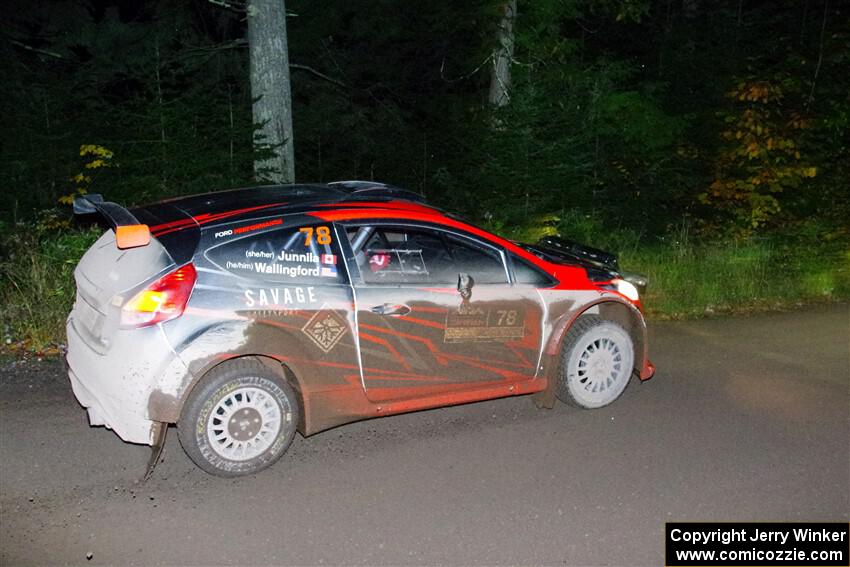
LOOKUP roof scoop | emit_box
[328,180,427,203]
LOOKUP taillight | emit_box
[121,264,197,328]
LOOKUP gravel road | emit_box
[1,304,848,566]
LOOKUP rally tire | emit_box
[178,359,299,477]
[556,315,635,409]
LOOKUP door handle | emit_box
[370,303,411,317]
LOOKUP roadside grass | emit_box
[1,214,847,353]
[622,240,849,318]
[0,222,100,353]
[495,210,849,318]
[551,212,850,318]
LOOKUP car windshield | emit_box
[514,242,553,261]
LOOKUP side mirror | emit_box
[457,273,475,300]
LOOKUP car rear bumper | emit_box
[66,317,175,445]
[68,365,155,444]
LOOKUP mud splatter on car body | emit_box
[66,181,654,475]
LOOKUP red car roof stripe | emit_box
[150,202,286,236]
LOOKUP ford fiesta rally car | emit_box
[67,181,655,477]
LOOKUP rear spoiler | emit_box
[73,194,151,249]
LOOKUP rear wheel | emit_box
[557,315,635,409]
[178,359,299,477]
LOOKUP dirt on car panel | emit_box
[354,286,544,404]
[151,289,364,435]
[150,276,647,437]
[528,291,651,409]
[142,214,353,429]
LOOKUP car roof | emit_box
[134,181,438,235]
[156,181,427,218]
[128,181,563,274]
[126,182,435,263]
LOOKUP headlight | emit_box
[621,271,648,297]
[613,279,640,301]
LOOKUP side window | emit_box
[205,223,345,284]
[444,234,507,284]
[346,225,508,285]
[510,254,554,286]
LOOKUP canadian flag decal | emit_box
[321,254,337,265]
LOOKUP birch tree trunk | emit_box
[247,0,295,183]
[488,0,517,108]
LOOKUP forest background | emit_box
[1,0,847,351]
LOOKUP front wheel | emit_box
[557,315,635,409]
[178,359,299,477]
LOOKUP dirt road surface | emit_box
[1,305,848,566]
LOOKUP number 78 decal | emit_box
[300,226,333,246]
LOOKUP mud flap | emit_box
[532,356,558,409]
[143,422,168,482]
[59,345,69,375]
[532,385,557,409]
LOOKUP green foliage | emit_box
[501,213,849,318]
[482,212,561,243]
[0,0,848,350]
[597,91,683,153]
[702,79,818,232]
[440,2,690,233]
[2,0,845,233]
[624,235,849,318]
[0,2,259,214]
[0,219,101,350]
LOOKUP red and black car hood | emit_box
[519,236,621,281]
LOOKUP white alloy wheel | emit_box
[206,387,282,461]
[178,359,299,477]
[558,315,635,408]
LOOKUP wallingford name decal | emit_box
[253,263,327,277]
[226,249,338,279]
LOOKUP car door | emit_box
[341,222,545,403]
[199,218,361,393]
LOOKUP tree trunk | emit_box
[488,0,517,108]
[247,0,295,183]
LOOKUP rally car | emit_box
[66,181,654,477]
